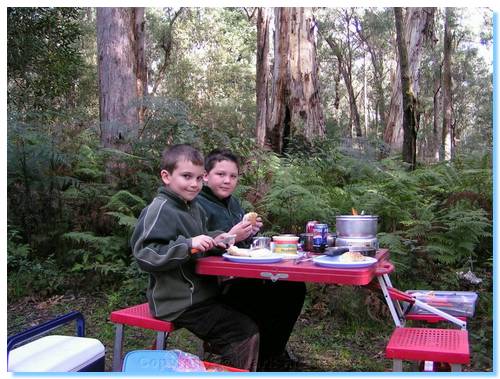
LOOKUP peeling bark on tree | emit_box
[97,7,145,182]
[97,7,145,153]
[394,7,418,170]
[268,7,325,154]
[256,7,271,147]
[441,7,454,161]
[384,7,435,151]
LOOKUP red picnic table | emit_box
[195,248,470,372]
[196,249,407,326]
[197,249,392,285]
[196,249,466,329]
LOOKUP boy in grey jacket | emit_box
[131,144,259,371]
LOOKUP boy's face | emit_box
[204,159,239,200]
[161,160,204,202]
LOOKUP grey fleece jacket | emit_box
[130,186,223,321]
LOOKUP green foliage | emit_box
[63,231,129,276]
[8,8,85,118]
[8,227,66,298]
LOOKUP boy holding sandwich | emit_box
[131,144,259,371]
[198,148,306,371]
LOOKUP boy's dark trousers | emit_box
[172,298,260,371]
[221,279,306,364]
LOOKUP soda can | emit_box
[313,223,329,248]
[306,220,318,234]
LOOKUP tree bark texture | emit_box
[441,7,454,161]
[384,7,435,150]
[394,7,417,170]
[256,7,271,147]
[97,7,145,153]
[268,7,325,154]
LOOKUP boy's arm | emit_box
[131,198,193,272]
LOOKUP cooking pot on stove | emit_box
[336,215,378,238]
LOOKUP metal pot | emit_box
[336,215,378,238]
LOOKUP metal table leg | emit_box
[112,323,124,372]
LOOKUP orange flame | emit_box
[351,208,358,215]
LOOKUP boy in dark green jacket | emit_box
[198,149,306,371]
[131,144,259,371]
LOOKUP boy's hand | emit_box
[229,221,254,243]
[191,235,216,253]
[214,233,235,249]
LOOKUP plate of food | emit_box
[223,246,282,264]
[312,251,378,268]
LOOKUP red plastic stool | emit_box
[110,303,176,372]
[386,327,469,372]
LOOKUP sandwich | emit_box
[243,212,258,225]
[227,245,270,258]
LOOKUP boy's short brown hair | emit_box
[161,144,204,173]
[204,149,240,173]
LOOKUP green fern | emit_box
[104,190,147,215]
[105,212,138,230]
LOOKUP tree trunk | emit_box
[354,13,388,137]
[325,10,362,138]
[394,7,417,169]
[441,7,454,161]
[256,7,271,147]
[268,7,325,153]
[97,7,145,153]
[432,65,441,161]
[384,8,435,150]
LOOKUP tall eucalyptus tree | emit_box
[394,7,417,169]
[96,7,146,157]
[268,7,325,153]
[256,7,271,147]
[441,7,454,161]
[324,9,362,138]
[384,7,435,152]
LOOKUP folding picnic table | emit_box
[196,249,466,329]
[196,248,470,371]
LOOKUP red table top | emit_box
[196,249,393,286]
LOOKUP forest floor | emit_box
[7,285,492,373]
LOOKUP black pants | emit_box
[173,298,260,371]
[221,279,306,360]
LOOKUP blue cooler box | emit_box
[7,311,105,372]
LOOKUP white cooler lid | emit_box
[8,335,105,372]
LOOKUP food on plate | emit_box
[243,212,258,225]
[339,251,367,262]
[227,245,271,257]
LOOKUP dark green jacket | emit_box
[131,186,223,321]
[197,185,251,248]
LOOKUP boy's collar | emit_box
[159,186,197,207]
[201,185,232,205]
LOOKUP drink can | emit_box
[306,221,318,234]
[313,223,328,247]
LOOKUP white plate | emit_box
[312,255,378,268]
[222,252,283,264]
[277,253,301,260]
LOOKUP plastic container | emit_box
[8,335,105,372]
[7,311,105,372]
[122,350,247,372]
[405,290,478,318]
[272,235,299,255]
